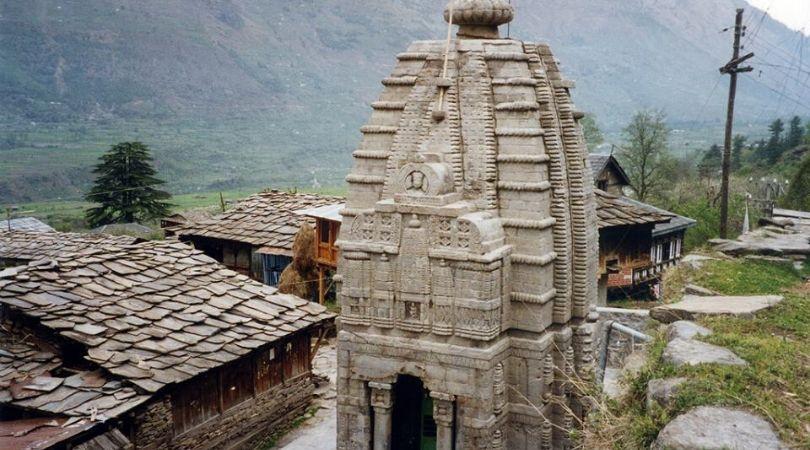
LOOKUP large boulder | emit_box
[653,406,787,449]
[651,295,783,323]
[662,338,747,367]
[666,321,712,342]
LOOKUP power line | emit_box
[744,73,810,114]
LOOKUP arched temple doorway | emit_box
[391,375,437,450]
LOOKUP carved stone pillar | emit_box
[369,382,394,450]
[431,392,455,450]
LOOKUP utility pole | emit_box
[719,8,754,238]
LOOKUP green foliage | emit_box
[617,110,674,201]
[760,118,786,164]
[697,144,721,178]
[581,114,604,150]
[782,155,810,212]
[786,116,804,150]
[662,186,755,251]
[85,142,173,227]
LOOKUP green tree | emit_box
[85,142,172,227]
[617,110,673,201]
[786,116,804,149]
[762,118,785,164]
[805,122,810,146]
[580,114,604,150]
[783,155,810,212]
[731,134,746,171]
[698,144,722,178]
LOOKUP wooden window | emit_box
[255,345,283,393]
[172,373,220,435]
[283,334,311,380]
[319,221,330,243]
[221,357,255,411]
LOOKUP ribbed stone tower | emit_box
[335,1,598,448]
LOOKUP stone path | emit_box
[650,294,783,323]
[709,211,810,259]
[276,341,337,450]
[653,406,787,449]
[647,322,787,448]
[663,338,747,367]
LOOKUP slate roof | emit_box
[595,189,673,229]
[0,329,150,419]
[588,154,631,186]
[0,239,334,394]
[619,196,697,237]
[173,190,344,256]
[0,217,55,233]
[295,203,345,223]
[0,231,139,263]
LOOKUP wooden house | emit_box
[294,203,344,304]
[589,154,696,302]
[589,154,631,195]
[0,232,334,449]
[172,190,343,287]
[595,190,673,303]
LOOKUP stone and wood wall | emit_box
[130,331,314,449]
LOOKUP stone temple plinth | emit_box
[335,1,599,448]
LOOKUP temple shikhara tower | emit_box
[336,1,599,448]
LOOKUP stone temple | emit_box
[335,1,599,448]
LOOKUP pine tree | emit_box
[783,155,810,212]
[786,116,804,149]
[731,134,746,171]
[85,142,172,227]
[762,118,785,164]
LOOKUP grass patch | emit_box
[691,258,804,296]
[588,258,810,448]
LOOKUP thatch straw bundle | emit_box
[278,223,318,300]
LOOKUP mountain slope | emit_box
[0,0,807,202]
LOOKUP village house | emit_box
[1,217,55,233]
[594,190,673,303]
[589,154,696,301]
[171,190,342,288]
[294,203,344,303]
[589,154,631,195]
[0,231,333,449]
[0,231,140,269]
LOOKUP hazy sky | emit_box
[747,0,810,34]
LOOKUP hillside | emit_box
[1,0,807,202]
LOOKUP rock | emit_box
[666,321,712,342]
[646,377,687,410]
[662,338,747,367]
[622,350,648,378]
[680,254,718,269]
[653,406,787,449]
[683,284,718,296]
[650,295,783,323]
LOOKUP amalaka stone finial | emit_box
[444,0,514,39]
